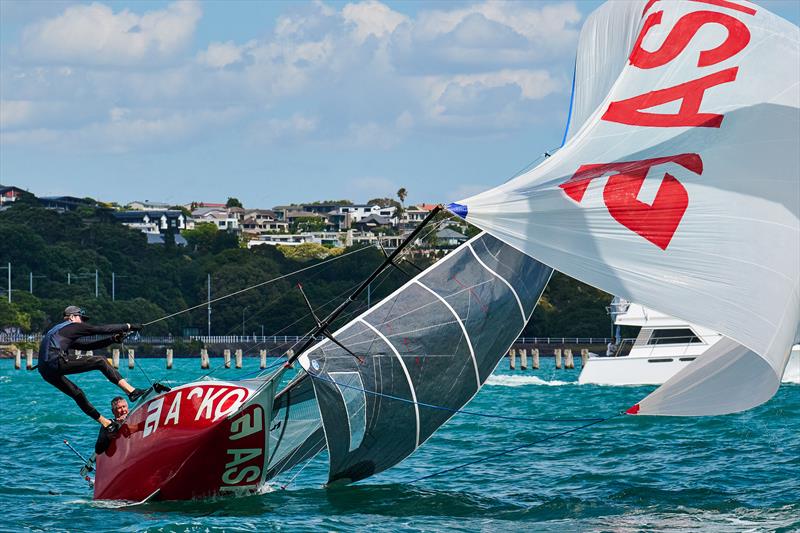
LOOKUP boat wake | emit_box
[782,371,800,384]
[486,375,574,387]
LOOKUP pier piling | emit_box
[565,349,574,369]
[112,349,120,369]
[200,349,209,369]
[532,348,540,370]
[581,348,588,367]
[85,350,93,357]
[166,348,173,369]
[235,349,243,369]
[260,349,267,369]
[554,348,562,369]
[26,348,33,370]
[509,348,516,370]
[128,349,135,369]
[520,348,528,370]
[14,348,21,370]
[224,349,231,369]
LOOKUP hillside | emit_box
[0,200,613,338]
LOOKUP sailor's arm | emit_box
[73,336,117,350]
[74,323,139,336]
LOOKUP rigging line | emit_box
[187,263,386,381]
[307,372,604,424]
[241,216,449,369]
[121,337,153,388]
[222,243,381,340]
[407,414,620,484]
[286,205,445,367]
[220,266,385,355]
[141,245,373,327]
[279,436,327,490]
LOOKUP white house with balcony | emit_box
[112,210,187,237]
[191,207,240,231]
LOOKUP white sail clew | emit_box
[452,0,800,416]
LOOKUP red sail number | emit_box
[560,154,703,250]
[604,0,754,129]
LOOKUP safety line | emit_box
[142,245,373,326]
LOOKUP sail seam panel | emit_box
[328,371,367,452]
[360,318,421,448]
[413,281,482,390]
[467,244,526,321]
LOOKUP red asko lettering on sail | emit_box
[560,154,703,250]
[603,0,755,128]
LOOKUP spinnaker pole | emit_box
[286,204,443,366]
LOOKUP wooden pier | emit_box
[4,335,609,371]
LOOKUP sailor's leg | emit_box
[60,355,125,385]
[41,372,102,423]
[116,378,135,394]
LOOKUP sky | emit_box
[1,0,798,208]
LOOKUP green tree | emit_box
[0,301,32,331]
[290,216,326,233]
[181,226,240,255]
[226,197,243,208]
[277,243,344,261]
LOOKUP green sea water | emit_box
[1,357,798,532]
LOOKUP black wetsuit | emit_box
[95,419,124,454]
[38,321,130,421]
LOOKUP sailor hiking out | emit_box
[38,305,147,431]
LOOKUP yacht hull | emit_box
[580,346,800,386]
[94,379,274,501]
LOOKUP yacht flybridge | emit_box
[578,298,800,386]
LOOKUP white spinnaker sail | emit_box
[563,0,642,144]
[452,0,800,416]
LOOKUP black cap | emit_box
[64,305,90,320]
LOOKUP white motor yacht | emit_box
[578,298,800,386]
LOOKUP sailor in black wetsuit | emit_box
[38,305,147,431]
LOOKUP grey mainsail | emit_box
[293,232,552,484]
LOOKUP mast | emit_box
[286,204,442,366]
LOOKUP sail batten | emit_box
[467,244,526,321]
[360,318,422,447]
[414,281,481,390]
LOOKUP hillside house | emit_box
[191,207,240,231]
[0,185,25,205]
[241,209,289,235]
[112,210,187,235]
